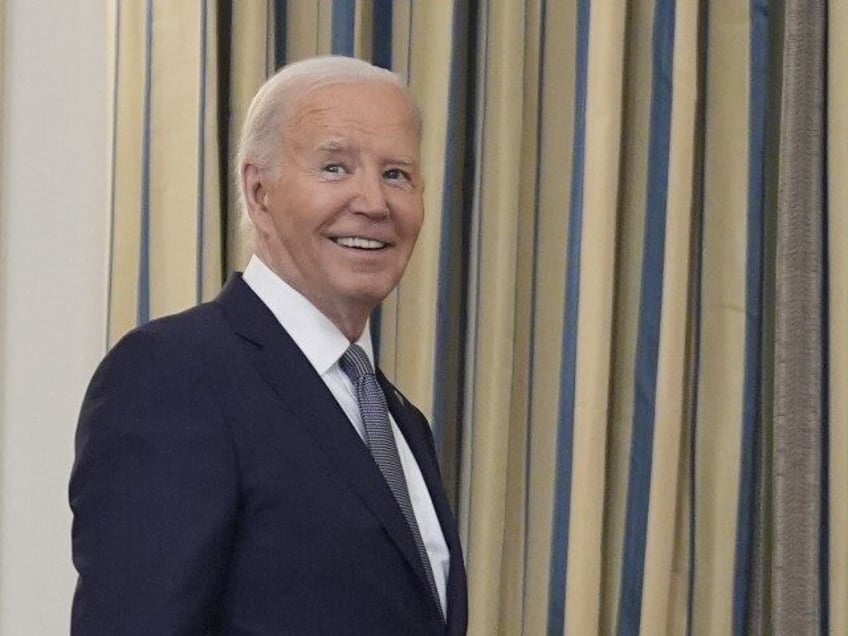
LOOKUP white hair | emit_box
[235,55,421,235]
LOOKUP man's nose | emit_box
[351,169,389,218]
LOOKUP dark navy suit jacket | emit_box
[70,275,468,635]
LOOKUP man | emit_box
[70,55,467,635]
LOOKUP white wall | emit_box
[0,1,109,633]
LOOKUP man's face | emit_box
[255,81,424,321]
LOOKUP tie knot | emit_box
[339,344,373,384]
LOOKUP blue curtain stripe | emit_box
[138,0,154,326]
[686,4,711,633]
[547,0,590,633]
[195,0,208,304]
[107,0,122,344]
[331,0,356,57]
[432,3,465,454]
[617,0,676,633]
[731,1,769,634]
[372,0,393,70]
[274,0,287,69]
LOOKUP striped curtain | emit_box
[106,1,846,634]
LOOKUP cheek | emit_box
[397,202,424,239]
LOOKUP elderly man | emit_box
[70,56,467,635]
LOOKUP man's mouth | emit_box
[333,236,387,250]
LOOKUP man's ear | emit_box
[242,163,272,232]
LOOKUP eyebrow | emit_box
[315,139,417,167]
[316,140,349,153]
[390,158,416,167]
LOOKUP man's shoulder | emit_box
[137,299,224,338]
[99,300,234,378]
[119,300,221,346]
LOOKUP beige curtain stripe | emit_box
[638,1,700,632]
[317,0,333,55]
[461,1,528,632]
[602,0,655,626]
[376,0,413,381]
[564,4,626,634]
[108,0,148,344]
[389,1,455,420]
[498,0,544,633]
[519,1,578,632]
[199,6,222,300]
[389,0,412,83]
[147,3,203,319]
[691,2,751,633]
[828,1,848,633]
[285,1,320,61]
[228,1,269,272]
[353,0,372,60]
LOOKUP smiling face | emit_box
[244,81,424,339]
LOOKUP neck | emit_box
[252,249,372,343]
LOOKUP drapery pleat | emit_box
[771,1,826,632]
[225,1,271,272]
[459,2,539,633]
[105,1,845,634]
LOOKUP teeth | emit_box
[334,237,386,250]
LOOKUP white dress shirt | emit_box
[242,255,450,614]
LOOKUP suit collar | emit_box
[241,255,377,376]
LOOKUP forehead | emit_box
[284,82,421,151]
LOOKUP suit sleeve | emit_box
[69,328,239,635]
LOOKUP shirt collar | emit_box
[242,254,375,375]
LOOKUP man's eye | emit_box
[384,168,410,181]
[323,164,346,175]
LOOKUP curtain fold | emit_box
[770,0,826,633]
[105,1,845,633]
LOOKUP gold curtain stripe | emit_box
[108,0,147,344]
[638,1,700,631]
[601,0,655,626]
[317,0,333,55]
[228,1,269,272]
[390,0,412,83]
[199,6,222,300]
[147,3,204,319]
[388,1,455,420]
[829,2,848,633]
[462,1,529,632]
[498,2,544,633]
[691,2,751,633]
[520,0,578,632]
[564,4,627,635]
[375,0,413,381]
[286,1,319,60]
[353,0,373,60]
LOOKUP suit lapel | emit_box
[379,371,468,629]
[215,276,436,602]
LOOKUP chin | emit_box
[341,282,396,308]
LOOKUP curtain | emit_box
[0,0,5,210]
[106,1,845,634]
